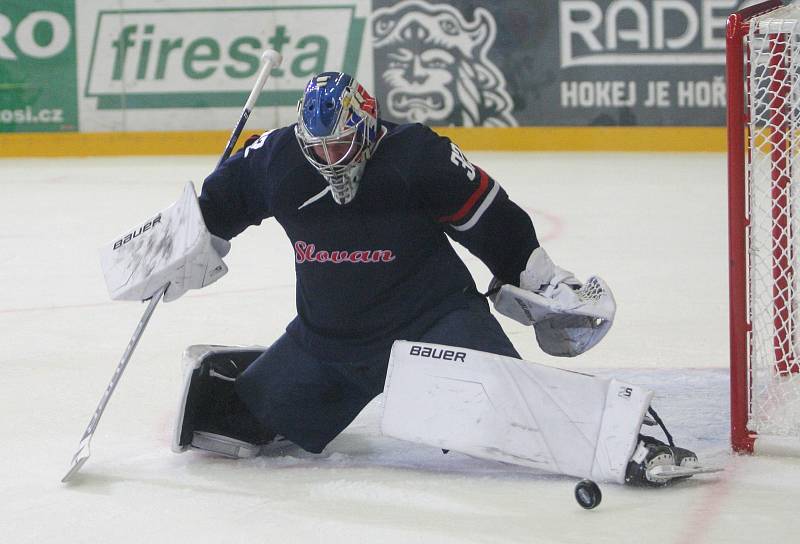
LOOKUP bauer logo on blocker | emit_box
[113,215,162,250]
[85,6,364,109]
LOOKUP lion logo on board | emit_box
[372,0,517,127]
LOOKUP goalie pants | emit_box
[235,296,519,453]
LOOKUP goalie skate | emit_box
[625,434,721,486]
[646,464,723,484]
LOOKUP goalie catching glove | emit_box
[490,247,616,357]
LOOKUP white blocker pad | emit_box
[382,341,653,484]
[99,182,228,302]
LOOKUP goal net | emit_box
[728,0,800,455]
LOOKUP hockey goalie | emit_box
[111,72,705,487]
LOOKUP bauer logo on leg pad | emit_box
[409,344,466,362]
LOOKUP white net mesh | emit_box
[746,5,800,439]
[576,277,605,303]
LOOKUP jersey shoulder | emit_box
[241,125,301,165]
[381,122,445,150]
[237,124,309,190]
[378,122,454,171]
[377,121,496,228]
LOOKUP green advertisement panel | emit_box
[0,1,78,132]
[84,5,364,111]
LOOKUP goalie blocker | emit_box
[99,182,230,303]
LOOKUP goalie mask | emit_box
[295,72,381,205]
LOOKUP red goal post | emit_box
[728,0,800,455]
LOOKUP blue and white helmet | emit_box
[295,72,381,205]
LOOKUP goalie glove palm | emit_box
[492,248,616,357]
[518,245,580,293]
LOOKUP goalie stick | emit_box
[217,50,282,169]
[61,283,167,483]
[61,50,283,483]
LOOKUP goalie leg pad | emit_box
[172,345,276,457]
[382,341,653,484]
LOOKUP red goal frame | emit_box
[727,0,793,454]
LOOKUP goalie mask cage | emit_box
[728,0,800,455]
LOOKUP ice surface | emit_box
[1,152,798,543]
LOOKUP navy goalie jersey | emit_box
[199,122,539,356]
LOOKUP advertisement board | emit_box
[0,0,772,149]
[371,0,747,127]
[0,1,78,132]
[75,0,371,132]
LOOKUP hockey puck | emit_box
[574,479,602,509]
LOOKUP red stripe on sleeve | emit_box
[437,167,490,224]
